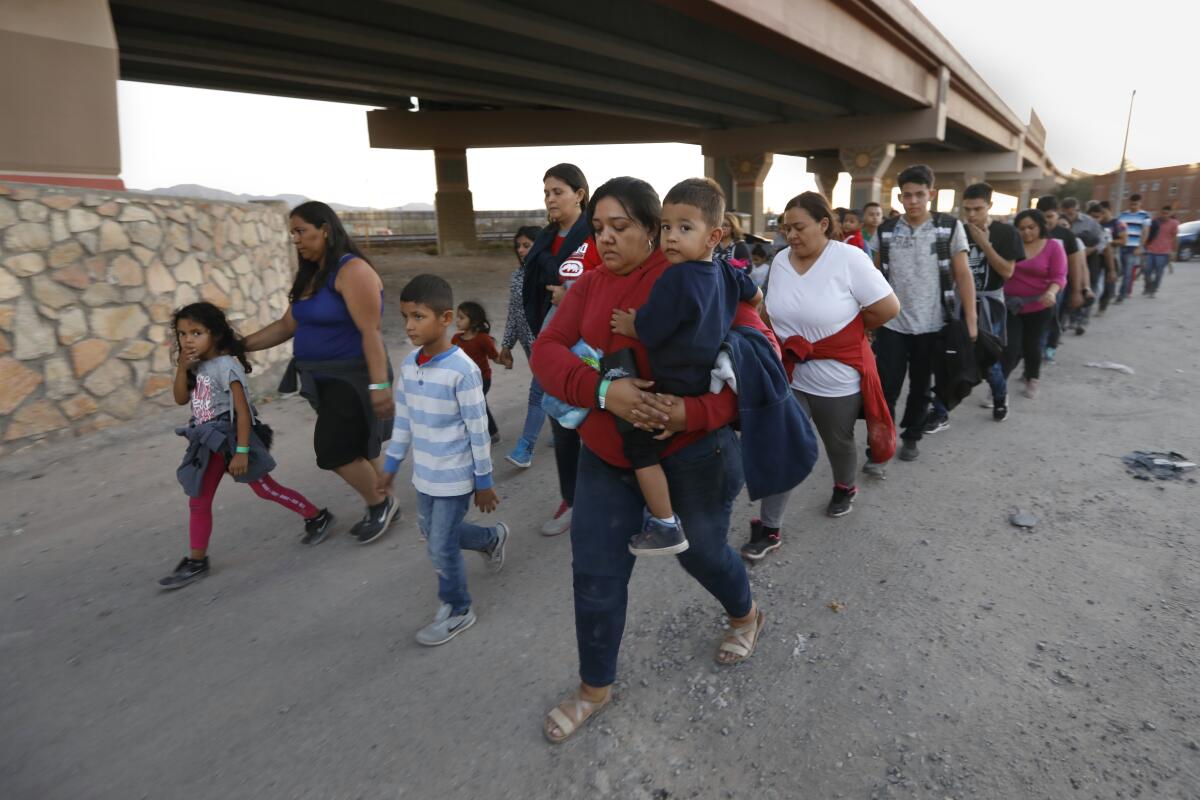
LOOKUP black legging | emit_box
[1003,308,1053,381]
[550,418,579,507]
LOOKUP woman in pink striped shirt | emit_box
[1004,209,1068,399]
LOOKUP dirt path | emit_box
[2,253,1198,800]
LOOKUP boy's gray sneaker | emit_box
[481,522,509,573]
[415,603,476,646]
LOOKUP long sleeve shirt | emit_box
[500,267,533,352]
[382,346,494,496]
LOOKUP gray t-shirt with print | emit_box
[883,216,969,335]
[190,355,248,424]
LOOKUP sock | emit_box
[653,514,678,526]
[762,525,781,538]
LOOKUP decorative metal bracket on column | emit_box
[838,144,896,208]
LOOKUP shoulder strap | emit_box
[877,217,899,279]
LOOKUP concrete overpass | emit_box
[2,0,1065,252]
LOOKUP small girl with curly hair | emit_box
[160,302,329,590]
[451,301,500,442]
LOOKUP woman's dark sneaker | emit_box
[826,484,857,517]
[158,556,209,590]
[352,495,399,545]
[628,516,689,556]
[301,508,335,546]
[740,519,781,561]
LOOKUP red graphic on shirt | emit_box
[191,375,216,423]
[559,240,602,280]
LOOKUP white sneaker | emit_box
[540,501,572,536]
[415,603,476,646]
[979,392,993,409]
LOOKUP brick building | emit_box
[1092,163,1200,221]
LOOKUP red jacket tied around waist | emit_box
[780,315,895,464]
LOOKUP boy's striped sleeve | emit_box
[383,376,411,474]
[454,362,494,489]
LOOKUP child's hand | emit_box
[376,470,396,497]
[228,452,249,477]
[611,308,638,338]
[179,347,200,369]
[653,427,677,442]
[474,487,499,513]
[498,348,515,369]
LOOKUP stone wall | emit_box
[0,182,295,454]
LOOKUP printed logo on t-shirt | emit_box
[558,243,589,278]
[191,375,215,423]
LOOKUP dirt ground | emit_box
[2,250,1198,800]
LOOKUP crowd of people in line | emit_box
[155,161,1181,743]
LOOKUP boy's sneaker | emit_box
[481,522,509,573]
[993,402,1009,422]
[740,519,781,561]
[352,495,399,545]
[540,501,572,536]
[922,412,950,435]
[899,440,920,461]
[415,603,477,646]
[505,439,534,469]
[158,556,209,590]
[1043,346,1056,363]
[979,393,993,409]
[826,485,857,517]
[301,508,335,546]
[628,516,689,557]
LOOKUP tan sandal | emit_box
[716,608,766,665]
[543,689,611,744]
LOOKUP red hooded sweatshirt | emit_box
[780,315,895,464]
[532,250,775,469]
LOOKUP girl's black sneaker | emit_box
[740,519,781,561]
[301,508,335,546]
[158,556,209,590]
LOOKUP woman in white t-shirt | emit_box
[741,192,900,560]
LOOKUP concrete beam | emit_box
[890,150,1024,176]
[946,87,1021,151]
[369,110,700,150]
[701,109,943,157]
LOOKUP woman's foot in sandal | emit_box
[543,683,611,744]
[716,605,766,666]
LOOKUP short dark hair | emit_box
[544,163,589,208]
[456,300,490,334]
[836,207,861,223]
[1061,197,1079,210]
[1014,208,1049,238]
[1098,200,1112,210]
[1130,193,1142,202]
[588,176,662,246]
[1086,201,1103,214]
[897,164,935,188]
[784,191,840,240]
[1035,194,1059,212]
[1162,204,1173,211]
[962,182,993,202]
[863,201,881,211]
[663,177,725,228]
[400,273,454,313]
[751,243,767,258]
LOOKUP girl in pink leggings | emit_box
[160,302,330,590]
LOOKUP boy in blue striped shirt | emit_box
[377,274,508,647]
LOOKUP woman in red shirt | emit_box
[532,176,767,743]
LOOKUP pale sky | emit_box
[117,0,1200,213]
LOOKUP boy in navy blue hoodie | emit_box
[611,177,762,556]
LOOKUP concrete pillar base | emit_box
[433,148,477,255]
[726,153,773,234]
[839,144,896,210]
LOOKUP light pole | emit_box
[1113,90,1136,208]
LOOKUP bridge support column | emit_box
[839,145,895,210]
[434,148,477,255]
[726,153,773,234]
[0,0,122,188]
[1017,180,1033,211]
[808,156,842,204]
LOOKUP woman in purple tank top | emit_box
[244,202,400,545]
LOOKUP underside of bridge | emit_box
[2,0,1064,252]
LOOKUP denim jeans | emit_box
[519,375,547,448]
[551,418,580,507]
[570,427,752,687]
[1119,246,1138,298]
[1144,252,1170,293]
[417,492,498,615]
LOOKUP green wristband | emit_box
[368,382,391,391]
[597,379,612,410]
[235,445,251,454]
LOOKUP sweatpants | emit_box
[758,389,862,529]
[188,453,318,551]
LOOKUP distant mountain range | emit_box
[134,184,434,213]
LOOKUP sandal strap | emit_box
[547,706,576,737]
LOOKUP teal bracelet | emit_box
[368,382,391,391]
[235,445,250,454]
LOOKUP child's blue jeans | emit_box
[417,492,498,615]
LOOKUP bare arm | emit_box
[228,381,252,477]
[860,292,900,329]
[336,259,391,418]
[173,355,192,405]
[950,250,977,338]
[243,307,297,352]
[966,222,1015,280]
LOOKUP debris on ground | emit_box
[1085,361,1135,375]
[1009,509,1038,529]
[828,600,845,613]
[792,634,809,657]
[1122,451,1197,481]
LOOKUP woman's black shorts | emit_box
[313,378,371,470]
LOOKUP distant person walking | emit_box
[497,226,548,460]
[1117,193,1153,301]
[1005,210,1067,399]
[1142,206,1179,297]
[243,201,398,545]
[715,212,752,271]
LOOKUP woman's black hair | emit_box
[784,191,841,240]
[543,163,589,209]
[513,225,541,264]
[171,301,252,379]
[287,201,372,303]
[587,176,662,247]
[1014,208,1049,239]
[456,301,491,334]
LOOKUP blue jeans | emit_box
[1119,246,1138,298]
[417,492,498,615]
[1144,252,1170,293]
[570,427,752,687]
[519,374,547,448]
